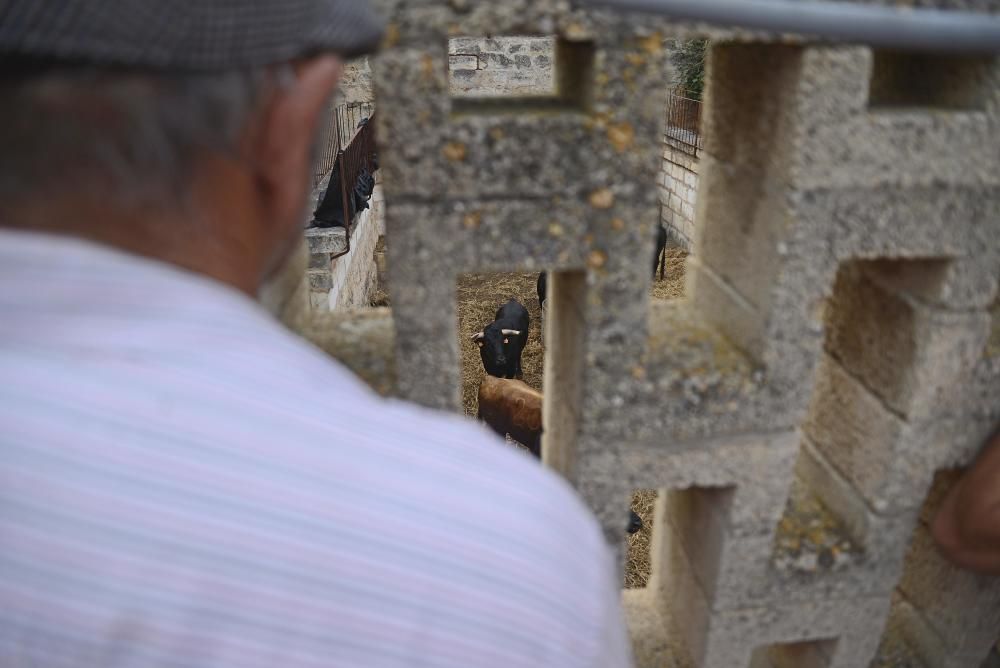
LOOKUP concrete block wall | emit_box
[262,2,1000,665]
[660,138,700,250]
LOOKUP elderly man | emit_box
[0,2,631,667]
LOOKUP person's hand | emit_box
[932,429,1000,575]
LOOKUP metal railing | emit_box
[333,111,378,257]
[314,117,341,187]
[583,0,1000,54]
[664,90,704,156]
[314,101,376,187]
[336,101,376,150]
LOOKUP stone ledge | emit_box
[305,227,348,256]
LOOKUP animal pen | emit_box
[664,90,704,157]
[272,1,1000,666]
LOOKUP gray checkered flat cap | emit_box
[0,0,384,70]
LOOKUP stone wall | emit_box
[659,137,700,250]
[338,57,375,105]
[302,175,385,312]
[267,2,1000,666]
[448,36,556,97]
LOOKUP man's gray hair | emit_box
[0,63,293,208]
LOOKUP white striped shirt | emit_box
[0,229,631,668]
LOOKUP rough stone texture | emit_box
[660,139,700,250]
[374,1,672,420]
[661,41,1000,668]
[259,3,1000,666]
[337,57,375,105]
[448,36,557,97]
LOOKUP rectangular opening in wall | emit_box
[868,51,995,111]
[625,489,658,590]
[449,36,594,113]
[459,271,548,459]
[664,485,737,598]
[749,638,839,668]
[650,484,738,667]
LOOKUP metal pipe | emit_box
[581,0,1000,53]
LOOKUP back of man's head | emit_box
[0,1,382,294]
[0,60,280,209]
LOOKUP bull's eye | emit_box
[477,341,484,348]
[503,338,509,344]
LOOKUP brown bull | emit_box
[477,376,645,534]
[477,376,542,458]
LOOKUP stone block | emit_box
[308,252,331,270]
[376,3,672,415]
[624,300,781,445]
[304,227,348,255]
[623,588,690,668]
[686,254,769,362]
[661,523,890,668]
[369,7,1000,667]
[307,270,333,292]
[700,597,889,668]
[448,54,479,71]
[797,68,1000,193]
[804,354,937,515]
[308,290,329,312]
[824,262,991,420]
[673,489,915,611]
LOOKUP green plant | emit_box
[672,39,708,100]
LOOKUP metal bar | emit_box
[328,109,377,261]
[580,0,1000,53]
[665,91,702,156]
[331,149,351,261]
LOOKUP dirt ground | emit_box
[373,246,689,588]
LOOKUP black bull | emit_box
[471,299,530,380]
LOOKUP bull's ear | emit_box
[501,329,522,336]
[470,332,485,342]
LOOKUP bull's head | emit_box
[471,325,521,378]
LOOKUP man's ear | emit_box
[250,55,343,232]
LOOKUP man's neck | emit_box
[1,197,264,297]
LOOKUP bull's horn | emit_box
[470,332,485,342]
[501,329,521,336]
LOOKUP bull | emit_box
[477,376,644,535]
[471,299,529,379]
[477,376,542,458]
[653,223,668,280]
